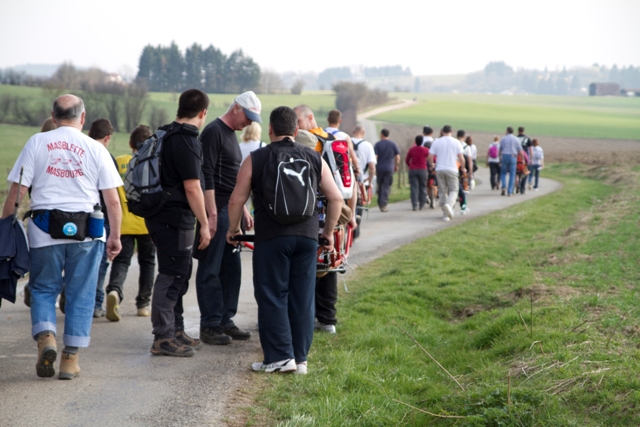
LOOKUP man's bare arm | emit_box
[226,157,253,244]
[102,187,122,261]
[1,183,27,219]
[184,179,211,250]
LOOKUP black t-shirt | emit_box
[148,122,203,227]
[199,118,242,210]
[517,134,532,151]
[251,139,322,244]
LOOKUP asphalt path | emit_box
[0,166,561,427]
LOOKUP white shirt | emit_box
[422,136,434,147]
[239,140,265,162]
[469,144,477,160]
[325,127,350,141]
[532,146,544,165]
[429,136,463,173]
[8,126,123,248]
[351,138,377,181]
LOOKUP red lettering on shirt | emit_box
[46,141,85,157]
[45,165,84,178]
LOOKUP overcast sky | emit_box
[2,0,639,77]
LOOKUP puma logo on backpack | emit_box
[263,139,317,225]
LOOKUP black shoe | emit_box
[501,188,506,196]
[150,337,195,357]
[200,326,232,345]
[175,330,203,350]
[222,325,252,341]
[59,289,66,314]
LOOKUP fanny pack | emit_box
[27,209,99,241]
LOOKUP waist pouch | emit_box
[29,210,90,241]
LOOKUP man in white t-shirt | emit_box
[351,124,377,183]
[1,94,123,380]
[427,125,466,222]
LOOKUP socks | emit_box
[63,346,79,355]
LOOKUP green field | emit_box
[375,93,640,140]
[252,164,640,426]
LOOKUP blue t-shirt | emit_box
[374,139,400,172]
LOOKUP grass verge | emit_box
[248,164,640,426]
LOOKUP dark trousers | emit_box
[106,234,156,308]
[458,183,467,208]
[253,236,317,364]
[315,272,338,325]
[489,162,501,189]
[408,169,428,208]
[146,220,193,340]
[377,170,394,207]
[195,206,242,329]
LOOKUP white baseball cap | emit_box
[235,91,262,123]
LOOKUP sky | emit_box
[2,0,639,77]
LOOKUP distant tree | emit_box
[224,50,260,93]
[609,64,619,83]
[136,45,156,87]
[52,62,79,89]
[259,69,284,94]
[124,83,148,132]
[94,81,126,131]
[484,61,513,77]
[318,67,352,89]
[184,43,205,89]
[364,65,412,78]
[570,75,581,94]
[149,106,169,131]
[291,79,305,95]
[555,77,568,95]
[413,77,421,93]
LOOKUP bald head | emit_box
[293,104,317,131]
[53,94,85,128]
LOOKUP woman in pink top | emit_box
[405,135,430,210]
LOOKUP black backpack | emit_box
[262,138,317,225]
[124,128,174,218]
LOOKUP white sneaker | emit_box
[295,362,308,375]
[442,215,450,222]
[314,321,336,334]
[461,207,470,215]
[251,358,297,373]
[443,204,454,219]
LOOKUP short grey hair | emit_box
[53,96,85,121]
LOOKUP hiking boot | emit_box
[295,361,308,375]
[412,205,417,211]
[501,188,506,196]
[314,321,336,334]
[93,308,105,318]
[137,306,151,317]
[59,289,66,314]
[175,330,202,350]
[251,358,296,373]
[200,326,232,345]
[59,352,81,380]
[380,206,388,212]
[106,291,121,322]
[23,285,31,308]
[36,331,57,378]
[150,337,195,357]
[222,325,252,340]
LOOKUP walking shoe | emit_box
[295,362,308,375]
[175,331,203,350]
[36,331,57,378]
[443,204,454,220]
[501,188,506,196]
[251,358,296,373]
[137,306,151,317]
[461,206,470,215]
[222,325,252,340]
[200,326,232,345]
[528,184,532,191]
[314,321,336,334]
[23,284,31,308]
[150,337,195,357]
[380,206,388,212]
[59,352,81,380]
[106,291,121,322]
[412,206,417,211]
[59,289,66,314]
[442,215,450,222]
[93,308,105,318]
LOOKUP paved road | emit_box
[0,166,560,427]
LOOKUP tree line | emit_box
[136,42,260,94]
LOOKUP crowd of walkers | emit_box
[0,89,545,380]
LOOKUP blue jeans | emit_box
[500,155,517,195]
[29,241,104,347]
[195,206,242,329]
[253,236,317,364]
[529,164,541,188]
